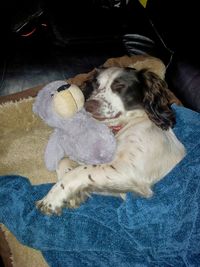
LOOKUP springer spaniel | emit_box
[36,67,186,215]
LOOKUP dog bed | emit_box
[0,104,200,267]
[0,56,199,267]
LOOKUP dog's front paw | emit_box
[36,197,63,216]
[36,184,66,215]
[36,187,89,215]
[67,192,89,209]
[36,198,62,216]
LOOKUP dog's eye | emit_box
[92,78,100,88]
[111,80,125,93]
[51,93,54,97]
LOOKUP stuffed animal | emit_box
[33,80,117,171]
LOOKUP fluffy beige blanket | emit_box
[0,98,56,185]
[0,98,53,267]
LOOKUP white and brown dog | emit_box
[37,67,186,215]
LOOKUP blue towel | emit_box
[0,105,200,267]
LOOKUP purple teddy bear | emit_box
[33,80,116,171]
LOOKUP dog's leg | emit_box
[36,161,153,215]
[56,158,79,180]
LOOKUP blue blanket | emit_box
[0,105,200,267]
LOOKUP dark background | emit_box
[1,0,200,112]
[0,0,171,96]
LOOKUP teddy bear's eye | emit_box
[51,93,54,97]
[57,84,70,92]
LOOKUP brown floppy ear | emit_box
[138,69,176,130]
[81,68,102,100]
[80,67,108,100]
[67,68,100,100]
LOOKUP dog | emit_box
[36,66,186,215]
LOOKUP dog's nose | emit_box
[85,99,100,113]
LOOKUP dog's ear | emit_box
[82,66,108,99]
[76,68,99,100]
[138,69,176,130]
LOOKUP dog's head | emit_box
[83,67,175,130]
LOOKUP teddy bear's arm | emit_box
[44,131,65,171]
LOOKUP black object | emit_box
[41,0,172,64]
[1,0,199,113]
[167,57,200,112]
[1,0,172,64]
[146,0,200,60]
[146,0,200,112]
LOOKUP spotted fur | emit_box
[36,67,186,215]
